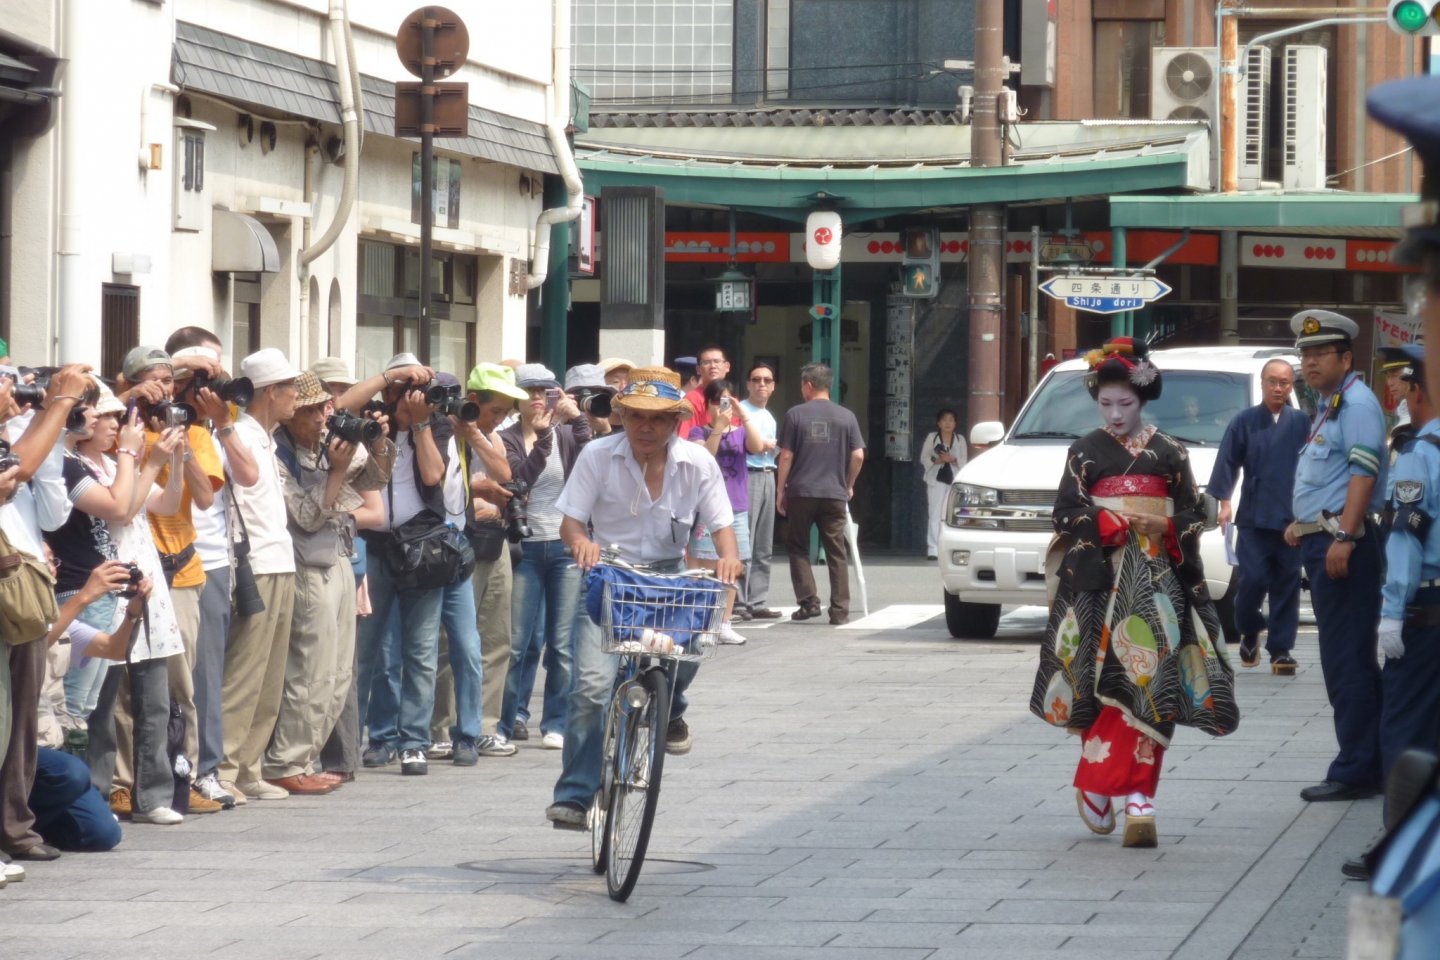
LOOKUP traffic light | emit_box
[901,227,940,299]
[1388,0,1440,35]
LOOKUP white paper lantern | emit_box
[805,210,843,270]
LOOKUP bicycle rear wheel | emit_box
[605,666,670,902]
[591,696,622,874]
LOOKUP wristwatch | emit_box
[1334,529,1355,543]
[215,425,236,440]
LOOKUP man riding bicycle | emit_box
[546,367,743,829]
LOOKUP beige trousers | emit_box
[474,554,512,737]
[168,584,202,774]
[218,574,296,784]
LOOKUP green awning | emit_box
[1110,193,1417,237]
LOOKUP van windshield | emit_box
[1011,370,1253,446]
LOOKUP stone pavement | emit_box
[0,556,1377,960]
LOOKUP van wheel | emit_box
[1213,582,1239,648]
[944,592,1000,639]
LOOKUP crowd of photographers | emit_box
[1,324,763,887]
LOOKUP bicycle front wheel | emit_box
[605,666,670,902]
[591,695,623,874]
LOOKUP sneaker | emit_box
[217,780,248,805]
[3,862,25,882]
[478,735,517,757]
[109,788,133,818]
[541,731,564,750]
[512,719,530,742]
[426,741,453,760]
[452,736,479,766]
[665,717,693,755]
[400,749,428,776]
[546,801,587,830]
[236,779,289,801]
[187,788,224,814]
[362,742,396,768]
[716,622,747,645]
[194,773,236,809]
[130,806,184,825]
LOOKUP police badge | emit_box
[1396,480,1424,505]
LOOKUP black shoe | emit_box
[751,607,782,620]
[400,748,428,776]
[1239,633,1260,667]
[512,719,529,742]
[1342,857,1371,881]
[735,607,753,621]
[792,602,822,621]
[361,742,396,768]
[927,555,938,561]
[546,801,587,831]
[9,843,60,862]
[665,717,693,755]
[1300,780,1380,802]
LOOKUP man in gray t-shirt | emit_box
[776,362,865,625]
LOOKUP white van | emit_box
[938,346,1304,641]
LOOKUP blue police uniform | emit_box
[1290,310,1387,794]
[1209,402,1309,661]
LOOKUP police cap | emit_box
[1291,309,1359,350]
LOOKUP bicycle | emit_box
[584,556,730,902]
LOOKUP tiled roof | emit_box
[173,21,558,174]
[590,107,964,129]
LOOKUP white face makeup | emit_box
[1096,383,1143,437]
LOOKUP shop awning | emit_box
[212,209,280,273]
[576,120,1211,222]
[1109,193,1417,238]
[172,21,560,175]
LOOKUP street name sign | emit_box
[1040,274,1172,315]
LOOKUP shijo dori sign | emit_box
[1040,275,1174,315]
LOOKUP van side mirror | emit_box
[969,421,1004,446]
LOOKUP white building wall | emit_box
[9,0,557,375]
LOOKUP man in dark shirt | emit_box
[776,362,865,625]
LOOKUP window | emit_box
[101,284,140,380]
[1093,21,1166,120]
[182,132,205,192]
[356,239,477,378]
[1011,370,1251,447]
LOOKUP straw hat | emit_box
[612,367,690,414]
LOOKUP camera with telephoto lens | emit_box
[326,409,382,445]
[118,562,144,599]
[361,399,388,417]
[0,440,19,474]
[500,479,531,543]
[424,382,479,422]
[191,371,254,406]
[11,368,53,409]
[151,401,196,429]
[569,388,612,419]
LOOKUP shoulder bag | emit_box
[0,525,59,645]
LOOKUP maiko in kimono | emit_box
[1030,338,1240,847]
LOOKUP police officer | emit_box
[1284,309,1387,803]
[1208,359,1308,674]
[1381,348,1415,449]
[1377,346,1440,783]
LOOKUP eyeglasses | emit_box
[699,358,728,367]
[1263,378,1294,388]
[748,376,774,383]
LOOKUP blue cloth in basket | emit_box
[584,565,718,649]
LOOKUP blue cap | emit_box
[1379,344,1426,385]
[1367,76,1440,263]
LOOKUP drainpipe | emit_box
[298,0,362,365]
[58,0,90,365]
[526,0,584,291]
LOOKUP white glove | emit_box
[1378,617,1405,660]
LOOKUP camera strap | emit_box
[122,597,151,669]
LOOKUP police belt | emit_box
[1292,513,1365,540]
[1405,603,1440,628]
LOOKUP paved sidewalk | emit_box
[0,558,1374,959]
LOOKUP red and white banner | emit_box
[1375,307,1422,349]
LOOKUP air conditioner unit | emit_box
[1238,46,1272,190]
[1283,45,1328,190]
[1151,47,1218,123]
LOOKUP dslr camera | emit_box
[326,409,382,445]
[0,439,20,474]
[118,562,144,599]
[500,479,531,543]
[569,388,612,419]
[191,370,254,406]
[10,366,55,409]
[424,382,480,423]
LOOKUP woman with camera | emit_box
[920,409,966,561]
[688,379,767,644]
[497,364,593,750]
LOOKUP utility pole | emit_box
[967,0,1006,424]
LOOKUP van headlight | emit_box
[946,484,1000,526]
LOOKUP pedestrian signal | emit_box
[901,227,940,299]
[1389,0,1440,34]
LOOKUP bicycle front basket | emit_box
[585,565,728,658]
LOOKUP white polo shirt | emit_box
[229,413,294,576]
[556,432,733,565]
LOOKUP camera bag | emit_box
[0,526,59,645]
[383,425,475,589]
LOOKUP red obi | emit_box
[1090,474,1168,498]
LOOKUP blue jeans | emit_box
[440,575,483,742]
[32,748,122,852]
[508,607,546,729]
[355,554,445,752]
[553,560,698,809]
[60,592,119,719]
[500,539,578,738]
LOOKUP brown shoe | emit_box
[312,771,346,787]
[187,788,224,814]
[109,788,132,818]
[265,774,335,796]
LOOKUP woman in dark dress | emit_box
[1030,338,1239,847]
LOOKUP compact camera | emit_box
[119,562,144,599]
[151,401,196,429]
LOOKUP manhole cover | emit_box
[458,857,713,876]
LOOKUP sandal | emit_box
[1123,794,1157,848]
[1238,633,1260,668]
[1076,789,1116,835]
[1271,654,1297,676]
